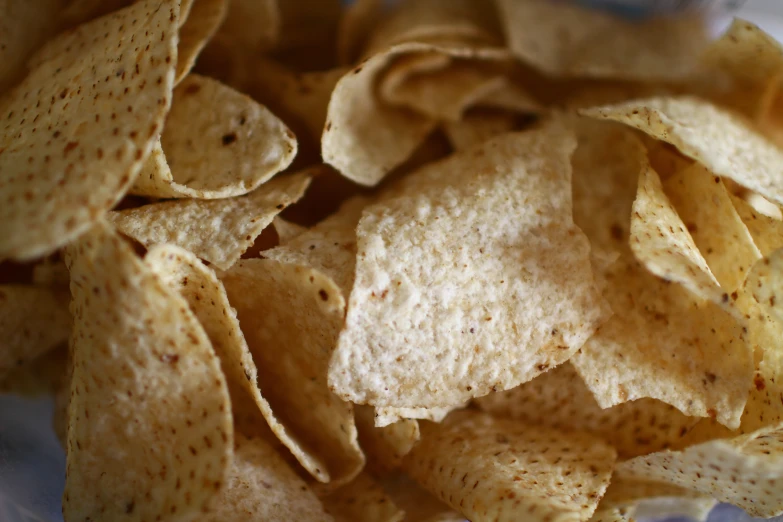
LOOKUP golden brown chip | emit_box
[0,284,70,375]
[0,0,62,93]
[63,222,233,521]
[630,162,723,304]
[570,117,752,429]
[581,96,783,206]
[745,248,783,325]
[175,0,227,85]
[131,74,296,199]
[332,122,608,408]
[143,243,334,484]
[111,170,311,270]
[323,42,511,187]
[476,362,699,458]
[0,0,179,260]
[404,410,616,522]
[617,424,783,517]
[495,0,707,81]
[317,473,405,522]
[663,164,762,292]
[203,434,335,522]
[221,258,364,485]
[355,405,420,472]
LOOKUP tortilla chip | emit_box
[62,222,233,521]
[662,164,762,292]
[629,162,723,303]
[323,42,515,187]
[374,405,463,428]
[617,423,783,517]
[111,171,311,270]
[0,0,179,260]
[0,0,62,93]
[251,60,349,142]
[443,110,520,151]
[203,434,334,522]
[404,410,616,522]
[0,284,70,375]
[175,0,227,85]
[570,117,752,429]
[355,405,420,472]
[588,478,715,522]
[58,0,135,27]
[317,473,405,522]
[476,362,699,458]
[213,0,279,53]
[144,243,342,483]
[221,258,364,485]
[580,96,783,207]
[731,193,783,257]
[337,0,383,64]
[131,74,296,199]
[363,0,500,57]
[332,123,608,408]
[495,0,707,81]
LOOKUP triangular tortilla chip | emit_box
[175,0,227,85]
[495,0,707,81]
[0,284,70,375]
[374,404,464,428]
[476,362,699,458]
[581,96,783,206]
[332,122,608,408]
[663,164,761,292]
[143,243,339,483]
[203,434,335,522]
[630,162,723,304]
[317,473,405,522]
[221,258,364,485]
[131,74,296,198]
[111,170,311,270]
[0,0,179,260]
[62,222,233,521]
[272,217,307,245]
[404,410,616,522]
[731,193,783,258]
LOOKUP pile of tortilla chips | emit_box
[4,0,783,520]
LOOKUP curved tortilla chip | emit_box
[131,74,296,198]
[272,217,306,245]
[332,123,608,408]
[374,405,462,428]
[175,0,227,84]
[322,42,509,187]
[0,0,179,260]
[495,0,707,81]
[731,193,783,257]
[476,363,699,458]
[0,284,70,375]
[404,411,616,522]
[63,222,233,521]
[221,259,364,485]
[143,244,336,484]
[203,434,335,522]
[581,96,783,206]
[745,248,783,325]
[663,164,761,293]
[630,162,723,304]
[111,171,311,270]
